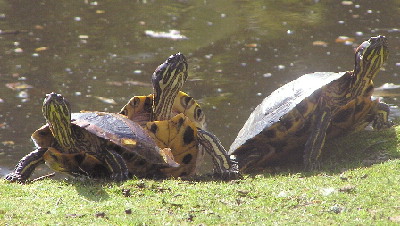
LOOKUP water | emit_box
[0,0,399,176]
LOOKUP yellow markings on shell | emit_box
[146,113,198,177]
[146,115,197,157]
[120,96,145,116]
[121,138,137,146]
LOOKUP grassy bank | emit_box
[1,126,399,225]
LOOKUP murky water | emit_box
[0,0,399,176]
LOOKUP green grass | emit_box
[1,126,400,225]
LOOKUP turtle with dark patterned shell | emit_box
[229,35,390,172]
[5,93,176,182]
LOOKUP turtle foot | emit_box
[111,171,130,182]
[303,160,321,171]
[4,172,26,183]
[213,169,243,181]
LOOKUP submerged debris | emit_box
[5,82,33,90]
[93,96,117,105]
[145,30,188,40]
[312,41,328,47]
[335,36,355,45]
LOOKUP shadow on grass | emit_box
[243,126,399,179]
[322,127,399,170]
[63,178,112,201]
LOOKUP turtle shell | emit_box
[70,112,171,166]
[229,72,346,154]
[29,111,175,179]
[145,113,199,177]
[227,71,358,172]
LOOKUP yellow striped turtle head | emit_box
[355,35,388,74]
[351,35,388,96]
[42,92,74,148]
[152,53,188,121]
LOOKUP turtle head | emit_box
[42,92,74,148]
[152,53,188,121]
[355,35,388,73]
[352,35,388,96]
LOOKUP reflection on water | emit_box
[0,0,399,175]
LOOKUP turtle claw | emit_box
[373,119,393,130]
[4,172,26,183]
[212,168,242,181]
[211,155,242,180]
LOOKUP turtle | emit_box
[120,53,238,178]
[5,92,177,182]
[229,35,390,172]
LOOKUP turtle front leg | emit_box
[103,149,130,181]
[5,148,47,182]
[197,128,241,180]
[372,102,393,129]
[303,105,332,170]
